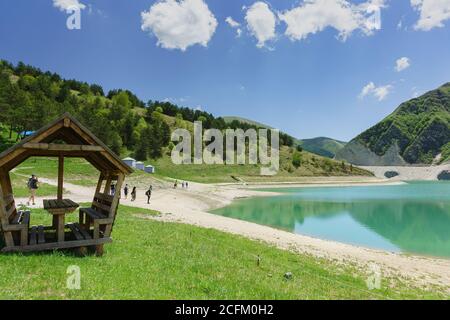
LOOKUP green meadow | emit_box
[0,205,445,299]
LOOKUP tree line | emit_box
[0,59,295,161]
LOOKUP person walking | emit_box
[174,180,178,189]
[145,185,153,204]
[131,186,137,201]
[110,183,116,196]
[27,174,39,206]
[123,184,129,200]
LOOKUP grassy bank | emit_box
[12,157,99,186]
[149,146,372,183]
[11,157,153,190]
[10,172,58,197]
[8,152,372,187]
[0,205,445,299]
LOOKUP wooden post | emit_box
[57,155,64,200]
[95,174,104,195]
[109,174,124,218]
[2,170,13,196]
[0,170,14,248]
[103,173,124,238]
[104,174,112,195]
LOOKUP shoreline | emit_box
[16,176,450,290]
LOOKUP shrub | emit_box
[292,152,302,168]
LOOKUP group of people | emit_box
[173,180,189,189]
[26,173,186,207]
[118,184,153,204]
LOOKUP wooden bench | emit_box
[0,194,30,246]
[29,225,46,245]
[67,223,92,241]
[79,192,115,239]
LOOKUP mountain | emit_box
[222,116,274,129]
[299,137,347,158]
[223,116,346,158]
[336,83,450,165]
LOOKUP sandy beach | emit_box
[16,174,450,290]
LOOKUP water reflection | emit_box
[212,182,450,258]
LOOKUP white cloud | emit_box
[245,2,277,48]
[53,0,85,11]
[279,0,386,42]
[226,17,240,28]
[360,82,376,97]
[141,0,218,51]
[163,96,189,103]
[226,16,243,37]
[395,57,411,72]
[359,82,392,101]
[411,0,450,31]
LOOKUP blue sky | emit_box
[0,0,449,141]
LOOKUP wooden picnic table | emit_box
[43,199,79,243]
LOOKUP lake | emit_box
[211,182,450,258]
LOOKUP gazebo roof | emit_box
[0,113,133,174]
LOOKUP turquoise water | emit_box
[212,182,450,258]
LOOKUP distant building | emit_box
[135,161,145,170]
[122,157,136,168]
[145,165,155,174]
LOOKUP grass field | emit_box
[7,157,95,197]
[11,157,152,190]
[10,171,59,198]
[149,146,371,183]
[5,151,372,187]
[0,205,446,299]
[13,157,100,186]
[3,120,371,185]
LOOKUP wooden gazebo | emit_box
[0,113,133,255]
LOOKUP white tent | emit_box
[145,165,155,174]
[135,161,145,170]
[122,157,136,168]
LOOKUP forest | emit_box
[0,60,294,161]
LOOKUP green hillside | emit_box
[148,146,370,183]
[146,114,371,182]
[299,137,347,158]
[224,116,347,158]
[337,83,450,165]
[223,116,275,129]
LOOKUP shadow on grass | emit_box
[0,239,103,258]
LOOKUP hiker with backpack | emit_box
[145,185,153,204]
[27,174,39,206]
[131,186,137,201]
[123,184,129,200]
